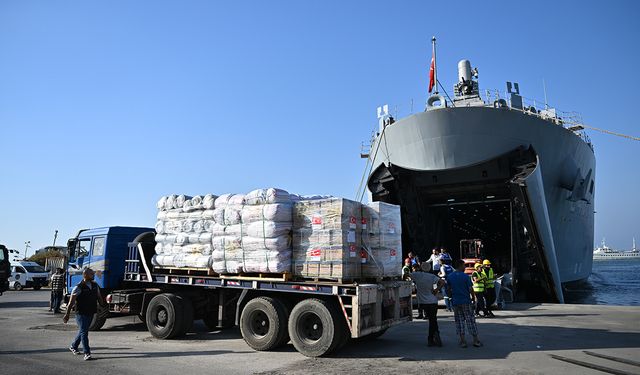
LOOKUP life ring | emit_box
[426,95,447,109]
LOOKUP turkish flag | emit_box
[428,57,435,93]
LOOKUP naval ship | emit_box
[365,59,595,303]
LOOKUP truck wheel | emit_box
[176,294,194,335]
[146,293,184,339]
[288,298,344,357]
[240,297,288,351]
[14,282,23,291]
[89,303,109,331]
[33,284,42,290]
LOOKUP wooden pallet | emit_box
[298,276,358,285]
[220,272,293,282]
[154,266,218,277]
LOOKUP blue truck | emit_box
[65,226,412,357]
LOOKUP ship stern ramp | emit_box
[368,146,565,302]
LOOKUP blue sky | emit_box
[0,1,638,254]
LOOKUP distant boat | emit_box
[593,238,640,260]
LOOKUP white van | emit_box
[9,261,50,290]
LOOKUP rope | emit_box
[580,124,640,141]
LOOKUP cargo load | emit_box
[292,198,362,281]
[151,189,401,282]
[361,202,403,278]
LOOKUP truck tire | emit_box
[288,298,344,357]
[146,293,184,339]
[240,297,288,351]
[33,284,42,290]
[89,303,109,331]
[14,282,23,291]
[176,294,194,335]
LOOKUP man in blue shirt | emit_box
[446,259,482,348]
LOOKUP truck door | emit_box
[89,236,106,288]
[67,237,92,291]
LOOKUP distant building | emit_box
[35,246,67,255]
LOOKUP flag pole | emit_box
[432,36,438,94]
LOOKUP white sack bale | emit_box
[241,203,293,223]
[243,221,292,238]
[198,232,212,244]
[155,221,165,234]
[176,194,192,208]
[244,188,291,205]
[157,196,167,211]
[203,194,217,210]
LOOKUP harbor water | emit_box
[564,258,640,306]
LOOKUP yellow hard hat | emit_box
[474,263,482,269]
[482,259,491,265]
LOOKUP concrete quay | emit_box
[0,290,638,374]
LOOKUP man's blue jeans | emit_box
[71,314,93,354]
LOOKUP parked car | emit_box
[9,261,49,290]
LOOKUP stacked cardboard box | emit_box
[361,202,402,278]
[292,198,362,281]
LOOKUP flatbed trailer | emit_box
[71,229,412,357]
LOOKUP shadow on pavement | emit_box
[0,347,131,355]
[0,301,50,308]
[94,349,252,360]
[331,321,640,361]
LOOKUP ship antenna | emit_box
[432,36,438,94]
[543,78,549,110]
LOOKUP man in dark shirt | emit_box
[411,265,445,346]
[50,268,65,314]
[63,268,106,360]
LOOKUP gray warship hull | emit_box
[367,105,595,303]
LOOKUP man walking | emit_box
[50,268,65,314]
[446,259,482,348]
[63,268,106,360]
[410,264,445,346]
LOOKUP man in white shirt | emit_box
[425,249,441,275]
[410,265,446,347]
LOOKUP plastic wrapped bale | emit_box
[241,203,293,223]
[202,194,217,210]
[361,202,403,278]
[244,188,291,205]
[292,198,362,281]
[211,236,243,273]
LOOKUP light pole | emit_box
[24,241,31,260]
[53,230,58,247]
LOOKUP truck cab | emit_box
[9,261,50,290]
[0,245,9,294]
[66,227,153,293]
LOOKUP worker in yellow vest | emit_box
[471,263,487,317]
[482,259,496,317]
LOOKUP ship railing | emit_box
[478,89,593,149]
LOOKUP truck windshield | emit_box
[24,265,46,273]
